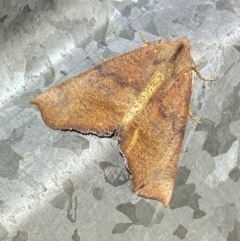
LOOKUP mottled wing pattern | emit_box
[119,72,192,206]
[32,38,194,206]
[32,42,168,135]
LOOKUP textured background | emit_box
[0,0,240,240]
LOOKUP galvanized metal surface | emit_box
[0,0,240,240]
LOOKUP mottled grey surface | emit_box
[173,225,188,240]
[0,0,240,240]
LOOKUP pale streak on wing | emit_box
[31,41,169,135]
[120,72,192,206]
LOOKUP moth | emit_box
[31,37,212,207]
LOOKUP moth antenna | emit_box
[189,109,201,124]
[139,33,164,45]
[139,32,149,45]
[192,63,215,82]
[99,56,107,62]
[190,63,214,124]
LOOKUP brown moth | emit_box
[31,38,211,207]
